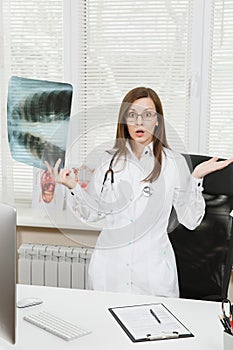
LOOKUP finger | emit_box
[59,169,72,181]
[226,157,233,165]
[212,159,232,171]
[45,161,52,173]
[60,169,71,177]
[54,159,62,172]
[72,167,79,173]
[208,156,219,163]
[220,158,233,167]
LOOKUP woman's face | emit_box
[126,97,158,146]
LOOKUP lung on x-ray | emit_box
[7,76,73,170]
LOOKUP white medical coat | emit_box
[68,145,205,297]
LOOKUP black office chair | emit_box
[168,154,233,302]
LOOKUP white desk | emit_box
[0,284,223,350]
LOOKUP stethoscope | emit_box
[101,151,117,193]
[142,185,153,197]
[101,151,153,197]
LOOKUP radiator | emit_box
[18,244,93,289]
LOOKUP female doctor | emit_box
[46,87,233,297]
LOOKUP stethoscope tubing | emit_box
[101,151,152,197]
[101,151,118,193]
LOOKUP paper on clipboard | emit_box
[109,303,194,342]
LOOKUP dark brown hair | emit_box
[113,86,170,182]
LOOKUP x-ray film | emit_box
[7,76,73,170]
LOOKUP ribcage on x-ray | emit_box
[7,76,72,170]
[11,90,72,123]
[12,131,65,166]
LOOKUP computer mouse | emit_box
[17,297,43,308]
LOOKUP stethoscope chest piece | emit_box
[143,185,153,197]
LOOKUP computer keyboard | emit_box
[23,311,91,341]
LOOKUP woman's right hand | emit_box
[45,159,77,190]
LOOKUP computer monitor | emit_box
[0,203,16,344]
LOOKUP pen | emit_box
[146,332,179,340]
[150,308,161,324]
[219,315,226,329]
[219,315,233,335]
[220,299,233,335]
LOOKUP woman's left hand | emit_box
[192,157,233,179]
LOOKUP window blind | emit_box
[74,0,192,166]
[207,0,233,158]
[1,0,64,206]
[1,0,232,215]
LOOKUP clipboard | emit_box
[108,303,194,342]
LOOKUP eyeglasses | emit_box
[126,110,158,123]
